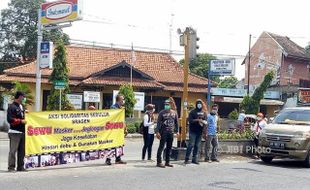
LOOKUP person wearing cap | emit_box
[7,91,27,172]
[141,104,156,160]
[205,106,220,163]
[184,99,208,165]
[155,98,179,168]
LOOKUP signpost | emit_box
[208,59,236,111]
[54,80,66,110]
[35,0,83,111]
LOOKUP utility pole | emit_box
[178,27,199,147]
[247,34,252,95]
[35,9,43,111]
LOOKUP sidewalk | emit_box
[0,132,8,140]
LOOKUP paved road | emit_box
[0,138,309,190]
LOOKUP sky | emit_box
[1,0,310,80]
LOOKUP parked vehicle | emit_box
[259,107,310,167]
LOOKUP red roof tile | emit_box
[2,45,209,93]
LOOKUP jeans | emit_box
[157,133,174,164]
[142,129,155,160]
[205,135,218,160]
[185,131,202,162]
[8,133,25,170]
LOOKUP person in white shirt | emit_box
[142,104,155,160]
[252,112,267,157]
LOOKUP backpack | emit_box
[139,113,151,134]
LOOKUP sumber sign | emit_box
[210,59,235,76]
[40,0,83,25]
[84,91,100,103]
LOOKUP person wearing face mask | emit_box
[155,99,179,168]
[184,99,208,165]
[141,104,156,160]
[252,113,267,147]
[205,107,220,163]
[105,94,127,165]
[7,91,27,172]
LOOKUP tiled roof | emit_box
[267,32,310,60]
[0,75,80,86]
[82,76,164,89]
[1,45,209,93]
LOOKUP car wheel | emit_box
[303,150,310,168]
[261,156,273,163]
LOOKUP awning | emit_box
[212,96,284,106]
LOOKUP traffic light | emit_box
[189,29,199,60]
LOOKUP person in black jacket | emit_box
[184,99,208,164]
[7,91,27,172]
[155,99,179,168]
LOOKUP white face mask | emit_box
[257,117,262,120]
[153,109,155,112]
[197,104,202,109]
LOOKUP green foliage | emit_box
[179,53,220,83]
[119,84,137,117]
[228,109,239,120]
[126,123,136,134]
[241,71,274,114]
[0,0,69,62]
[46,43,73,110]
[218,129,255,140]
[219,76,238,88]
[10,81,34,109]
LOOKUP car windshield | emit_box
[273,109,310,125]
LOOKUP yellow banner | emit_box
[25,109,125,156]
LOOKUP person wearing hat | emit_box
[184,99,208,165]
[7,91,27,172]
[155,98,179,168]
[141,104,156,160]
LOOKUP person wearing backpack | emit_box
[141,104,155,160]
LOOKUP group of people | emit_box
[141,98,220,168]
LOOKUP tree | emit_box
[179,53,220,83]
[8,81,34,109]
[219,76,238,88]
[46,42,73,110]
[0,0,69,62]
[118,84,137,117]
[240,71,274,114]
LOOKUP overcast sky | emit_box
[1,0,310,80]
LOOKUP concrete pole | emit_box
[35,9,42,111]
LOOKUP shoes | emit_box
[115,160,127,164]
[212,159,220,162]
[17,168,27,172]
[184,160,190,164]
[204,159,212,163]
[8,168,15,173]
[106,158,112,165]
[165,163,173,167]
[156,163,165,168]
[192,161,200,165]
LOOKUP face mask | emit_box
[153,109,155,112]
[164,105,171,110]
[22,98,27,104]
[121,100,125,105]
[257,117,262,120]
[197,103,202,109]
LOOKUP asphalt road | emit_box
[0,138,309,190]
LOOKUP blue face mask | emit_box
[164,105,171,110]
[197,103,202,109]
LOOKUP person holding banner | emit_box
[106,94,127,165]
[155,98,179,168]
[7,91,27,172]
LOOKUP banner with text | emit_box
[25,109,125,156]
